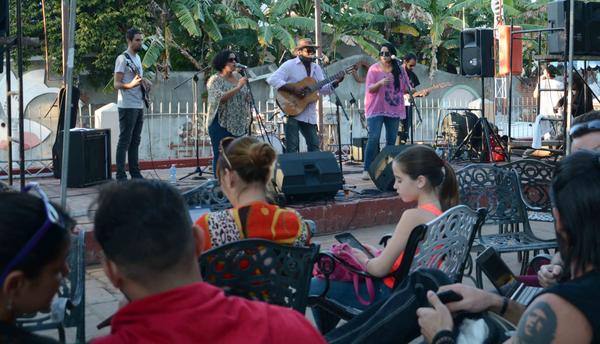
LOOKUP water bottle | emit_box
[169,164,177,185]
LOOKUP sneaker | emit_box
[361,171,370,180]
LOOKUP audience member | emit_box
[0,185,73,344]
[92,180,324,343]
[195,136,310,250]
[310,145,458,331]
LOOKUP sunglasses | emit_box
[379,51,391,57]
[304,47,316,54]
[0,183,70,285]
[228,57,239,63]
[569,119,600,138]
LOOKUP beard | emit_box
[299,55,314,64]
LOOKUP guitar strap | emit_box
[122,52,141,76]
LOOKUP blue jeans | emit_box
[364,116,400,171]
[208,119,236,174]
[310,277,392,332]
[401,106,413,142]
[285,117,320,153]
[116,108,144,179]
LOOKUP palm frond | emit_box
[271,25,296,51]
[270,0,299,18]
[172,0,201,36]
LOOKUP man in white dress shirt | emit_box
[267,38,342,152]
[531,65,564,150]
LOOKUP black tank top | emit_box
[540,270,600,343]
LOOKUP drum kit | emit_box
[251,109,286,154]
[436,110,482,160]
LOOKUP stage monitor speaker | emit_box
[547,0,586,55]
[52,86,81,178]
[368,145,413,192]
[56,129,111,188]
[460,28,494,78]
[274,151,342,201]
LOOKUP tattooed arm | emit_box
[510,294,592,344]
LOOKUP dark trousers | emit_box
[285,117,320,153]
[116,108,144,179]
[400,106,413,142]
[208,119,236,174]
[325,269,452,344]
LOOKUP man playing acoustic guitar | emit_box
[267,38,344,153]
[113,27,152,181]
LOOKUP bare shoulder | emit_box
[513,293,592,344]
[396,208,436,231]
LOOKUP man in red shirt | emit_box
[91,180,325,344]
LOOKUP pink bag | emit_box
[313,243,380,306]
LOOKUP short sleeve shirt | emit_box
[114,51,144,109]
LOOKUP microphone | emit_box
[390,55,400,61]
[235,62,249,69]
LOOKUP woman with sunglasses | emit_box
[207,50,252,174]
[362,43,409,180]
[194,136,311,250]
[0,186,73,343]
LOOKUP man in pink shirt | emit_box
[92,180,325,344]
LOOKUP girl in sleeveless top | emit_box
[310,145,458,332]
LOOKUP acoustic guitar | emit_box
[276,65,356,116]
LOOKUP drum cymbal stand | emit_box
[450,77,508,162]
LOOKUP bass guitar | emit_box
[123,53,151,109]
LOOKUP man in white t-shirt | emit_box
[531,65,564,150]
[113,28,152,181]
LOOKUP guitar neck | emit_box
[311,71,345,92]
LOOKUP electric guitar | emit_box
[123,53,151,109]
[276,64,357,116]
[412,82,452,97]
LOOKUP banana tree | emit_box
[400,0,463,77]
[142,0,224,77]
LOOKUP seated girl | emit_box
[310,145,458,330]
[195,136,310,250]
[0,185,74,343]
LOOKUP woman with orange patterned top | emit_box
[195,136,310,250]
[310,145,458,332]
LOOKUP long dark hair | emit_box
[381,43,401,91]
[394,145,458,210]
[551,150,600,277]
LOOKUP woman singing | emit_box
[362,43,409,180]
[207,50,252,174]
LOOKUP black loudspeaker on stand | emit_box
[455,29,508,163]
[368,145,413,191]
[274,151,342,202]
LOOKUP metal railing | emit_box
[1,97,539,178]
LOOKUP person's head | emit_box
[380,43,401,90]
[0,186,72,322]
[216,136,277,205]
[212,49,238,74]
[543,64,558,79]
[125,28,143,53]
[392,145,458,210]
[571,111,600,151]
[551,150,600,277]
[93,180,202,298]
[295,38,318,62]
[403,53,417,70]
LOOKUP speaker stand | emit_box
[451,77,508,162]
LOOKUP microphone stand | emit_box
[321,65,349,186]
[176,66,210,180]
[238,67,272,147]
[345,92,360,165]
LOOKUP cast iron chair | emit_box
[308,205,487,334]
[456,164,558,285]
[16,230,86,343]
[200,239,319,314]
[497,159,555,223]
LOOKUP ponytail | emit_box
[439,160,459,211]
